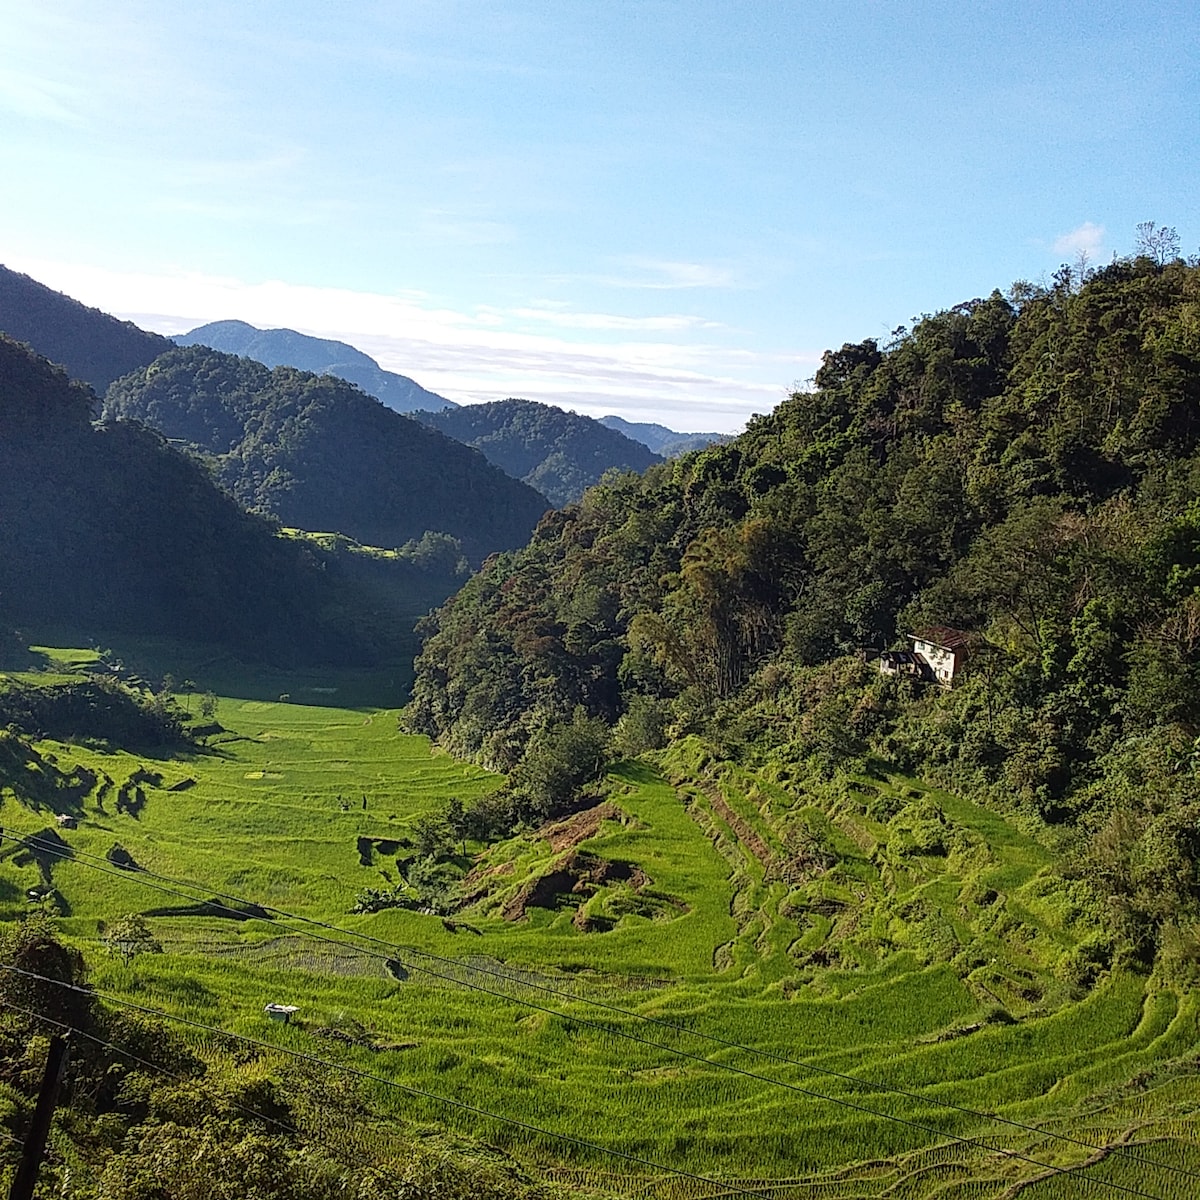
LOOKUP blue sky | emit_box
[2,1,1197,430]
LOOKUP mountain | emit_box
[598,413,729,456]
[0,336,402,663]
[103,346,549,563]
[177,319,456,413]
[411,398,662,507]
[407,255,1200,962]
[0,265,173,393]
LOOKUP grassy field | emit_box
[2,643,1200,1197]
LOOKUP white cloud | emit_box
[5,257,816,431]
[583,257,740,291]
[1052,221,1106,257]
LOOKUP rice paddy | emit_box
[2,642,1199,1197]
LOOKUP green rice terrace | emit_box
[2,641,1200,1198]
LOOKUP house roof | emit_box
[909,626,973,652]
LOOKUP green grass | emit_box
[3,643,1200,1195]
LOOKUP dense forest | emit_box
[407,251,1200,961]
[411,398,662,507]
[0,336,411,664]
[0,266,172,394]
[103,346,550,563]
[177,320,455,414]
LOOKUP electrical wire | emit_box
[0,964,774,1200]
[12,830,1199,1188]
[0,998,317,1150]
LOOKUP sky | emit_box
[2,0,1197,432]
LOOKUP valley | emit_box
[2,641,1199,1197]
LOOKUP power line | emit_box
[0,964,767,1200]
[14,831,1197,1188]
[0,997,312,1148]
[0,955,1169,1199]
[0,996,440,1182]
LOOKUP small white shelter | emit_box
[264,1003,300,1024]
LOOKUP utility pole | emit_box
[9,1034,70,1200]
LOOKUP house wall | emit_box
[912,638,956,684]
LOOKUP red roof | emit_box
[909,626,973,652]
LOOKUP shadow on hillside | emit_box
[14,626,416,710]
[608,760,664,786]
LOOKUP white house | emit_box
[880,626,972,687]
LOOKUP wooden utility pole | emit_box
[9,1034,70,1200]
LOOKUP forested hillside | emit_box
[104,347,550,562]
[408,254,1200,961]
[0,336,405,663]
[177,319,455,413]
[0,265,172,392]
[411,398,662,506]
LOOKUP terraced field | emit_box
[2,645,1200,1197]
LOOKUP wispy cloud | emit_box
[8,258,814,431]
[506,306,723,332]
[0,70,86,125]
[1052,221,1106,257]
[587,257,741,291]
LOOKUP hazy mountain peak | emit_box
[177,319,457,414]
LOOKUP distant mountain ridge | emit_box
[104,346,548,563]
[598,414,730,457]
[176,319,456,414]
[0,265,174,393]
[411,398,662,507]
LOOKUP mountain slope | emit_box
[0,336,401,663]
[406,256,1200,963]
[0,265,173,393]
[104,347,549,562]
[177,319,455,413]
[599,413,729,456]
[411,398,662,506]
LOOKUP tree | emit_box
[514,707,610,816]
[104,914,163,967]
[1135,221,1181,266]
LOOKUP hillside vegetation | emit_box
[0,337,417,664]
[412,398,663,507]
[408,253,1200,966]
[0,265,172,393]
[104,346,550,563]
[1,649,1199,1197]
[178,319,456,413]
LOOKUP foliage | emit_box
[103,346,550,564]
[0,921,556,1200]
[103,913,164,966]
[0,264,172,393]
[0,336,406,665]
[412,398,663,506]
[0,675,190,750]
[408,249,1200,952]
[5,656,1200,1192]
